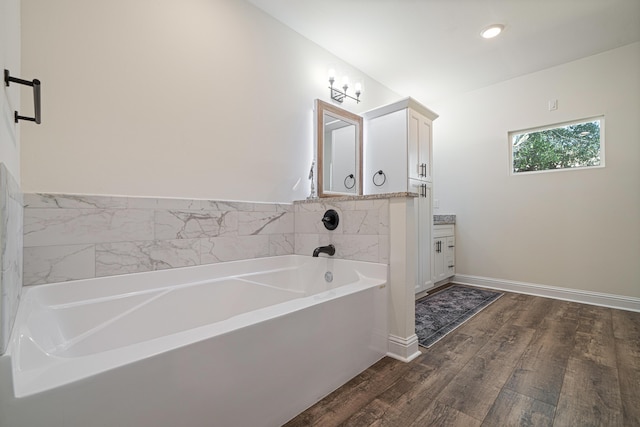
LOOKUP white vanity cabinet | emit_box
[364,97,439,294]
[433,224,455,284]
[363,98,437,194]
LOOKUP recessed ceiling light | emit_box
[481,24,504,39]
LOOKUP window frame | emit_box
[508,116,605,176]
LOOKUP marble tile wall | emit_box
[0,164,23,354]
[23,194,392,286]
[23,194,294,285]
[294,198,390,264]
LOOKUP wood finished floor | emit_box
[285,290,640,426]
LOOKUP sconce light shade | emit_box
[354,82,362,97]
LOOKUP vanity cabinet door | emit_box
[408,109,433,182]
[433,237,447,283]
[433,225,455,283]
[445,236,455,277]
[410,179,433,294]
[364,109,407,194]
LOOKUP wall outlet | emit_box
[434,198,440,210]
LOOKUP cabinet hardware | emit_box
[448,264,455,268]
[419,163,427,177]
[420,183,427,197]
[448,245,455,248]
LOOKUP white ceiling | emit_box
[247,0,640,105]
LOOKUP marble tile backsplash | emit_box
[23,194,391,286]
[0,164,23,354]
[293,198,390,264]
[23,194,295,285]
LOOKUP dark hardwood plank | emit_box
[436,378,503,422]
[482,388,555,427]
[508,295,555,328]
[452,291,526,338]
[342,397,482,427]
[614,336,640,426]
[611,308,640,340]
[611,308,640,426]
[339,398,389,427]
[554,357,623,427]
[545,299,582,322]
[503,314,577,405]
[283,357,409,426]
[359,335,480,426]
[436,324,535,420]
[504,357,567,406]
[413,400,482,427]
[571,305,617,367]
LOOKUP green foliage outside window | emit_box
[512,119,602,173]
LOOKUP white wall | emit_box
[1,0,20,177]
[433,42,640,299]
[20,0,398,203]
[0,0,22,355]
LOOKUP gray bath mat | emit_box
[416,285,503,348]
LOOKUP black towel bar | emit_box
[4,69,41,124]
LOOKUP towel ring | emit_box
[343,174,355,190]
[372,170,386,187]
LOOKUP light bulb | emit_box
[481,24,504,39]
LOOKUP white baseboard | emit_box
[453,274,640,312]
[386,334,421,362]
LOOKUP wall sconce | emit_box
[328,69,361,103]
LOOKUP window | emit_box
[510,117,604,174]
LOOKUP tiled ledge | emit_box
[434,214,456,225]
[295,192,418,204]
[23,193,287,211]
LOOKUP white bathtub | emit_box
[0,255,388,427]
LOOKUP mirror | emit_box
[315,99,363,197]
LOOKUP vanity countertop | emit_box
[295,192,419,204]
[434,214,456,225]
